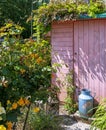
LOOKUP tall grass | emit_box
[91,99,106,130]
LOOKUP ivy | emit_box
[33,1,105,38]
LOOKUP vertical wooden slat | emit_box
[78,21,84,89]
[88,20,95,97]
[99,20,105,99]
[98,20,101,100]
[74,21,79,87]
[104,20,106,98]
[83,21,89,90]
[103,20,105,98]
[93,20,100,101]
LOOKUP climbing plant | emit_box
[33,0,105,39]
[63,72,77,114]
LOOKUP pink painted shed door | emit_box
[74,20,106,102]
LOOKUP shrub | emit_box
[0,22,51,128]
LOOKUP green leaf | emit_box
[6,111,18,122]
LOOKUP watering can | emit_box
[78,89,93,118]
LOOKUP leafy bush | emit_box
[0,22,51,128]
[91,99,106,130]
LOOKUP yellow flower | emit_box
[12,103,18,110]
[18,98,25,106]
[6,100,12,111]
[0,125,6,130]
[7,100,11,105]
[6,23,12,28]
[6,121,13,130]
[33,107,40,113]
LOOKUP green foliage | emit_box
[64,96,77,114]
[0,0,32,38]
[28,108,61,130]
[91,99,106,130]
[63,72,77,114]
[0,22,51,125]
[0,22,24,37]
[0,0,50,38]
[33,0,105,37]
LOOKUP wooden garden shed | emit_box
[51,18,106,104]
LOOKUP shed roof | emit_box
[79,12,106,19]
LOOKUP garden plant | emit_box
[91,99,106,130]
[1,0,106,129]
[0,22,51,129]
[28,106,62,130]
[63,72,77,114]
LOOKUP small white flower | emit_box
[0,107,6,115]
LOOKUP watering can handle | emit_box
[88,90,96,97]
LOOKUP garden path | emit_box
[60,115,91,130]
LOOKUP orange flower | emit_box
[33,107,40,113]
[24,99,30,106]
[6,121,13,130]
[29,53,35,58]
[20,69,26,74]
[12,103,18,110]
[36,57,42,64]
[18,98,25,106]
[51,73,56,79]
[34,54,39,59]
[29,53,39,59]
